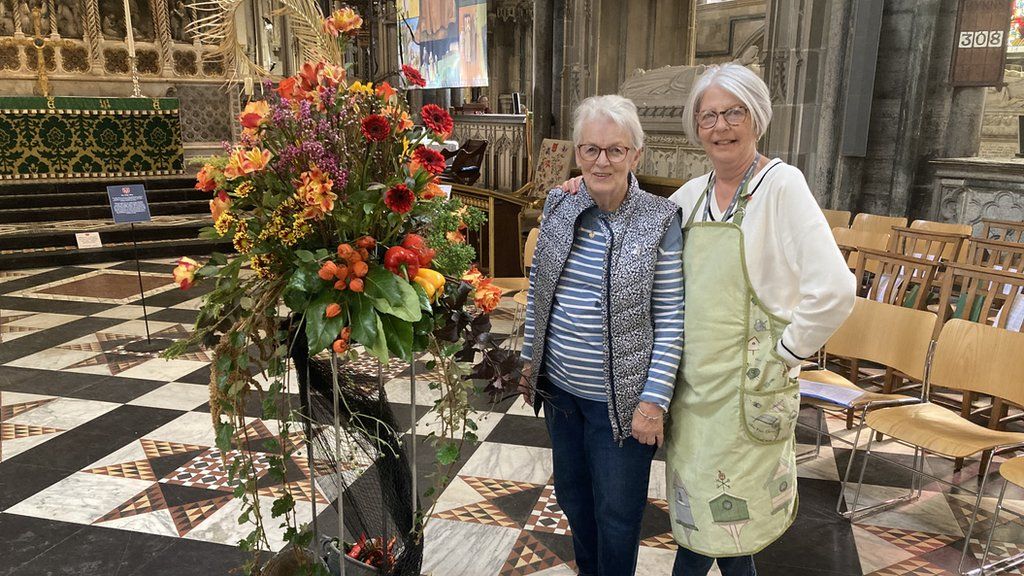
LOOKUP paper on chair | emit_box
[799,379,864,408]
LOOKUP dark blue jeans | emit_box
[672,547,757,576]
[542,382,656,576]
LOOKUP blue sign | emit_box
[107,184,152,224]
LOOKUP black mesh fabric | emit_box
[290,327,422,576]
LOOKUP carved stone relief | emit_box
[174,84,236,145]
[0,0,14,36]
[167,0,191,43]
[98,0,124,39]
[931,159,1024,233]
[103,47,128,73]
[57,0,85,38]
[173,49,196,75]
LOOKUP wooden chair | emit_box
[854,248,939,310]
[932,264,1024,472]
[822,209,852,230]
[851,213,908,235]
[887,226,969,264]
[799,298,931,467]
[977,456,1024,573]
[832,228,890,271]
[440,139,488,186]
[910,219,972,236]
[498,228,539,350]
[966,237,1024,272]
[843,319,1024,575]
[492,227,539,294]
[516,138,575,229]
[980,218,1024,243]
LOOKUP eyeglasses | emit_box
[577,144,631,163]
[696,106,749,130]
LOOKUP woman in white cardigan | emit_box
[664,64,855,575]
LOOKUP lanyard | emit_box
[704,153,760,223]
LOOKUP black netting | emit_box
[290,326,422,576]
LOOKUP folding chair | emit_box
[798,297,931,464]
[843,319,1024,575]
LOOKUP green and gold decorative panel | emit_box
[0,96,184,181]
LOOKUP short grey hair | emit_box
[685,63,772,144]
[572,95,645,150]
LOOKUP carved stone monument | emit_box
[617,47,761,180]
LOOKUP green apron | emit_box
[665,180,799,557]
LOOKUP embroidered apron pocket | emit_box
[739,349,800,445]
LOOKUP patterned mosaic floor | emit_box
[4,260,1024,575]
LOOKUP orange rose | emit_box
[172,257,199,290]
[473,279,502,313]
[195,164,219,192]
[238,100,270,131]
[462,265,483,287]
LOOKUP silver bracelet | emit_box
[637,405,663,421]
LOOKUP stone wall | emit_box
[923,158,1024,232]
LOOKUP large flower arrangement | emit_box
[166,7,514,572]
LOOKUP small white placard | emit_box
[439,184,452,199]
[75,232,102,249]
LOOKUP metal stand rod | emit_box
[409,358,417,527]
[304,360,317,544]
[130,223,152,344]
[330,352,345,576]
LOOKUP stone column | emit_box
[84,0,102,72]
[559,0,597,140]
[533,0,555,157]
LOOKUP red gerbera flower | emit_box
[401,64,426,88]
[361,114,391,142]
[384,184,415,214]
[421,104,453,137]
[412,146,446,175]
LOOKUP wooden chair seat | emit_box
[801,369,913,410]
[865,403,1024,459]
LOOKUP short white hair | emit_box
[685,63,772,144]
[572,95,645,150]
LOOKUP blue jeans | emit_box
[672,547,757,576]
[542,382,656,576]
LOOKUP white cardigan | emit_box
[669,159,856,372]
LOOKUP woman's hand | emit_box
[519,362,533,406]
[559,176,584,195]
[631,401,664,447]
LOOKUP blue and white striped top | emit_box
[521,207,684,411]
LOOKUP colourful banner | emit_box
[397,0,489,89]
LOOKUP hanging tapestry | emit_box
[0,96,184,181]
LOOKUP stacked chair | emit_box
[803,211,1024,574]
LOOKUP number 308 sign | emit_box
[959,30,1006,48]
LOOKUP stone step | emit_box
[0,187,208,210]
[0,199,209,223]
[0,237,230,271]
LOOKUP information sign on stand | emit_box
[105,183,170,352]
[106,184,152,224]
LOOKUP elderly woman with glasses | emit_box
[662,64,855,575]
[518,94,685,575]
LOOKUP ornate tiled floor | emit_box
[4,260,1024,575]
